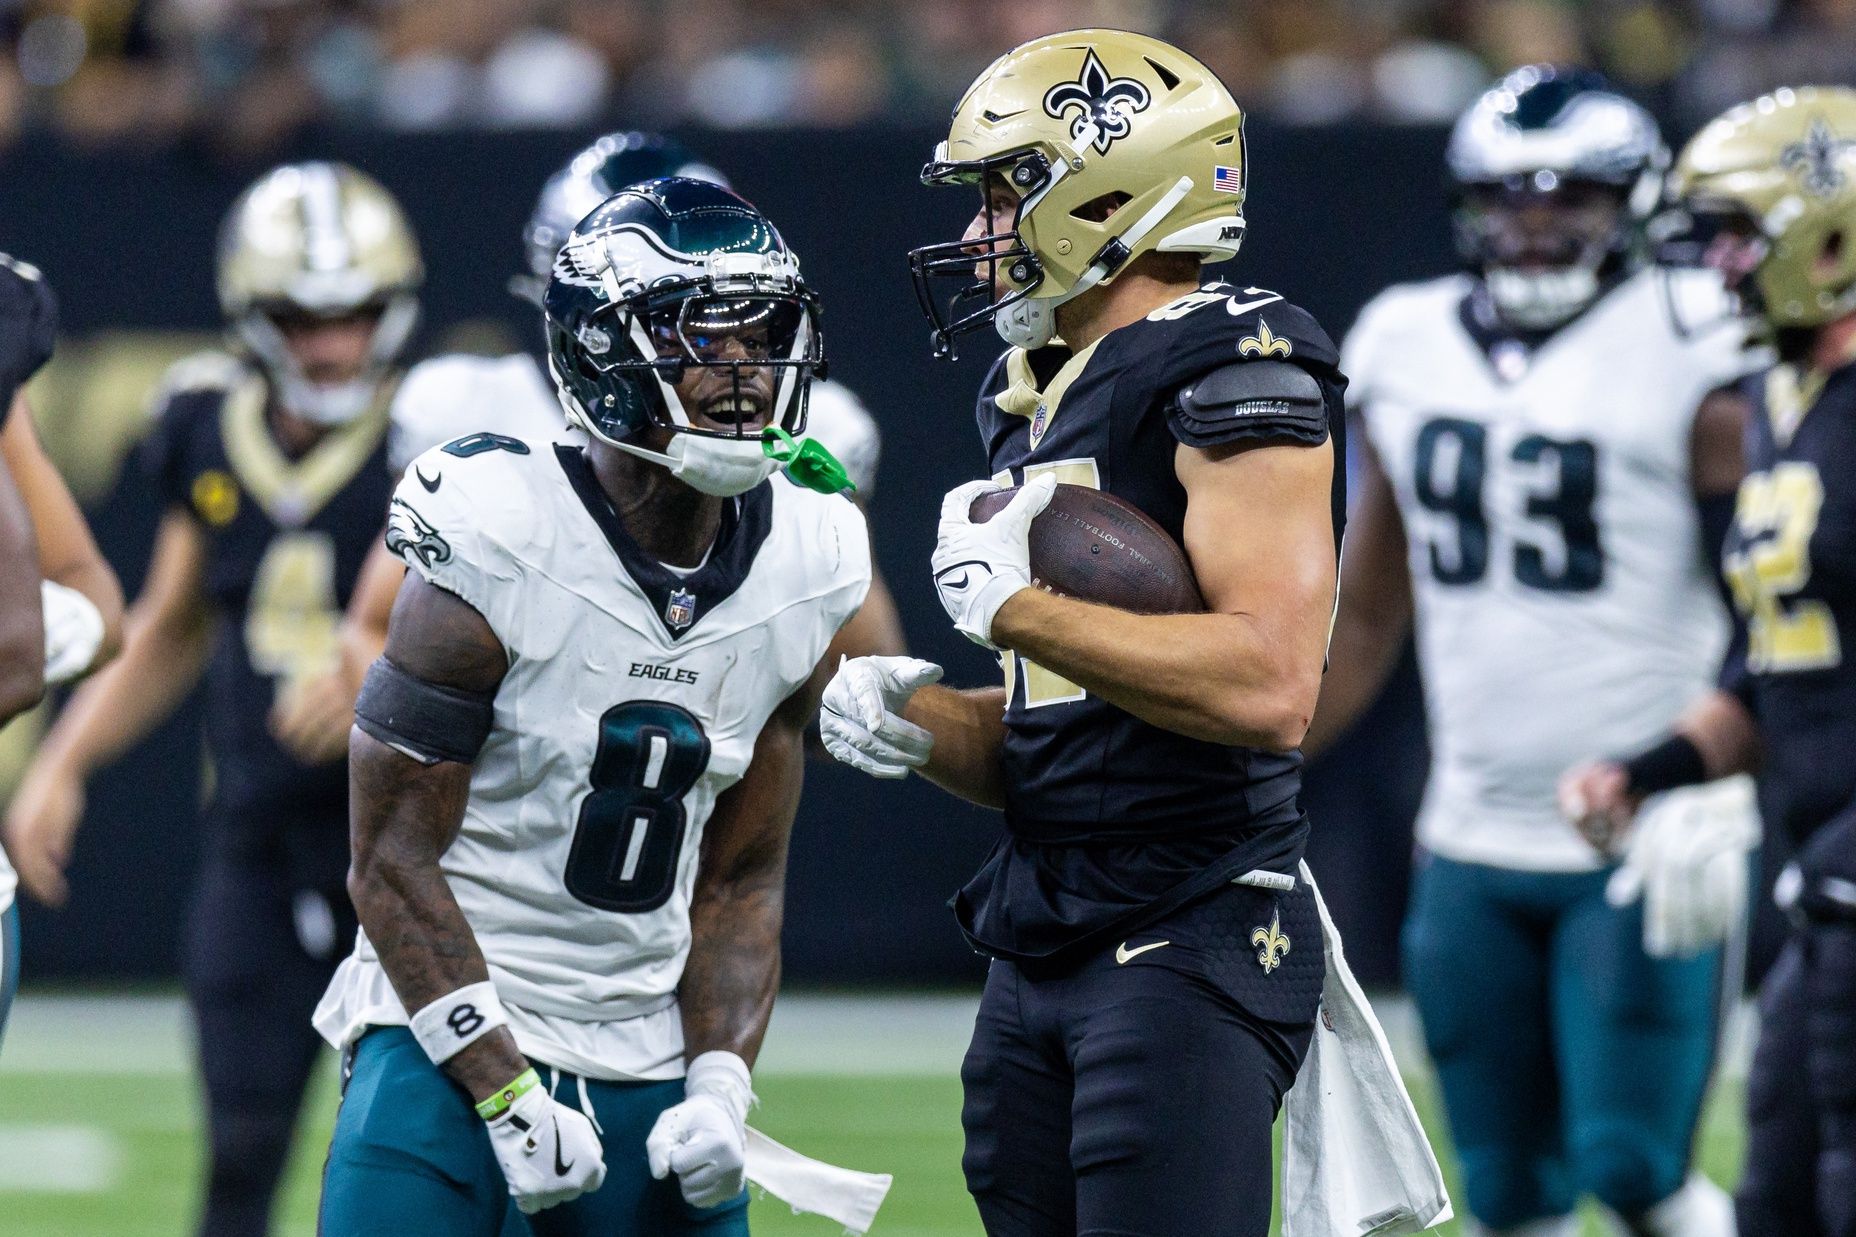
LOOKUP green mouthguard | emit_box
[762,427,856,495]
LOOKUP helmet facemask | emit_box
[1455,174,1641,330]
[910,150,1059,359]
[236,294,419,426]
[549,261,825,496]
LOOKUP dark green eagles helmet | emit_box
[543,178,825,493]
[513,132,729,304]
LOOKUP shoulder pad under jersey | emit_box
[1169,358,1329,449]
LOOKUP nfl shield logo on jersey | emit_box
[665,588,697,630]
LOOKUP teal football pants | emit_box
[1402,853,1720,1229]
[319,1027,749,1237]
[0,900,18,1049]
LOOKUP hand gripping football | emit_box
[969,484,1204,614]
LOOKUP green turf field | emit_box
[0,993,1746,1236]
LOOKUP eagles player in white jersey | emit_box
[1305,67,1754,1237]
[336,133,899,719]
[313,179,870,1232]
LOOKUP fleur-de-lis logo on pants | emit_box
[1238,320,1292,359]
[1251,909,1291,974]
[1781,118,1856,198]
[1042,49,1151,155]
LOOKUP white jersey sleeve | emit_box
[383,441,530,640]
[387,353,564,476]
[803,379,881,497]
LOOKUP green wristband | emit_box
[475,1068,540,1121]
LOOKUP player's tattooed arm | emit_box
[347,573,526,1100]
[678,658,823,1063]
[1302,434,1413,758]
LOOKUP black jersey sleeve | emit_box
[139,388,209,514]
[0,255,58,427]
[1144,289,1345,452]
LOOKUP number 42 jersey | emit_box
[315,436,870,1079]
[1346,270,1754,871]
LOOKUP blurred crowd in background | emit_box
[0,0,1852,152]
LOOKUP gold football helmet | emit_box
[1666,86,1856,329]
[909,29,1247,357]
[217,162,423,423]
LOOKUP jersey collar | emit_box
[554,443,773,640]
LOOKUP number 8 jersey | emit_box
[1344,269,1755,870]
[315,436,870,1079]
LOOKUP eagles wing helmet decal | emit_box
[384,498,452,569]
[1042,48,1151,155]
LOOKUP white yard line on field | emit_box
[0,1125,123,1192]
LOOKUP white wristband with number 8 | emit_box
[410,981,509,1064]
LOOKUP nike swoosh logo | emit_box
[1115,939,1170,964]
[942,570,971,590]
[1225,293,1284,317]
[552,1118,574,1176]
[416,468,442,493]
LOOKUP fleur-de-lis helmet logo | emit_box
[1781,118,1856,198]
[1042,48,1152,155]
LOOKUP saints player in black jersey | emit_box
[1563,87,1856,1237]
[5,162,421,1236]
[826,30,1345,1237]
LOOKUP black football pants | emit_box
[1739,811,1856,1237]
[959,882,1318,1237]
[183,848,356,1237]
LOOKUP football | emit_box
[970,484,1205,615]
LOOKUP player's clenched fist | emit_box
[1557,758,1641,856]
[647,1051,753,1209]
[820,655,943,778]
[931,473,1055,649]
[482,1075,608,1214]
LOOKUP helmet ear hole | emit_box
[1071,191,1131,222]
[1143,57,1180,91]
[1819,229,1847,278]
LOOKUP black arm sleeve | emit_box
[1164,358,1330,450]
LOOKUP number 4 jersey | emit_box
[1345,269,1756,871]
[314,436,870,1080]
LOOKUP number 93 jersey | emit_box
[316,434,869,1079]
[1345,270,1756,870]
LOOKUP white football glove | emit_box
[485,1080,608,1214]
[1607,778,1759,958]
[647,1051,753,1209]
[41,580,105,686]
[931,474,1055,649]
[820,656,944,778]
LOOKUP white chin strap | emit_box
[605,432,778,497]
[996,175,1197,351]
[1485,265,1600,330]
